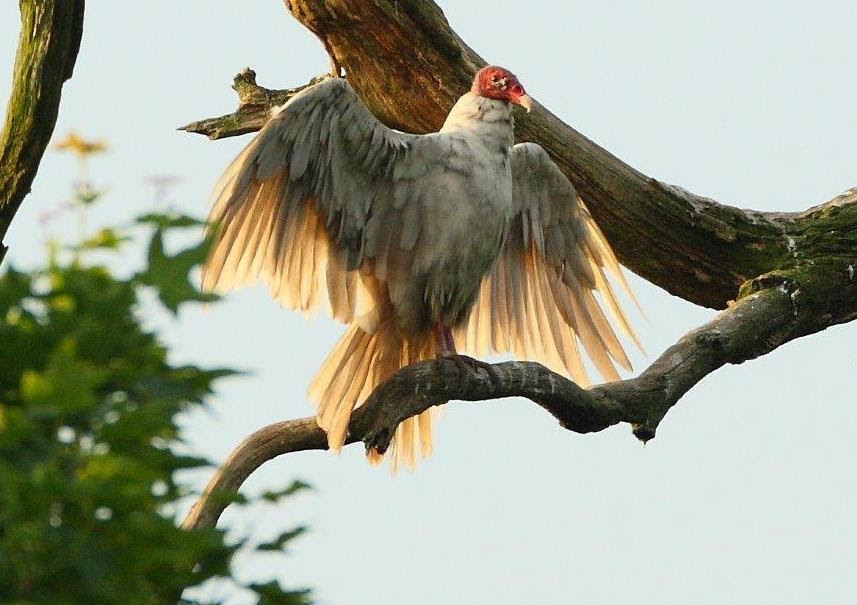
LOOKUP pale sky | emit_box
[2,2,856,604]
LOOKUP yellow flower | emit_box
[54,131,108,157]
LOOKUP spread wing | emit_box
[201,77,448,327]
[458,142,641,386]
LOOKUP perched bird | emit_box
[202,66,640,469]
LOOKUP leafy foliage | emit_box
[0,183,310,604]
[136,217,218,313]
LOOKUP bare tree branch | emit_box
[184,264,857,530]
[180,0,857,530]
[0,0,85,265]
[178,69,330,140]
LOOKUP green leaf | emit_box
[19,338,107,415]
[0,265,32,312]
[135,229,217,314]
[76,228,131,251]
[136,212,206,230]
[249,581,312,605]
[260,480,312,503]
[256,527,306,552]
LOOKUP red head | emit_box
[471,65,533,112]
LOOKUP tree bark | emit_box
[181,0,857,529]
[183,0,857,310]
[0,0,85,266]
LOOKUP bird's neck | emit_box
[440,92,514,151]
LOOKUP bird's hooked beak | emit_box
[516,94,534,113]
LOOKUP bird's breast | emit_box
[390,141,512,333]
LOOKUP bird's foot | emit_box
[440,352,501,388]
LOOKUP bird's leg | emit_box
[433,321,456,356]
[433,321,500,386]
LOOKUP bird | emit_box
[202,65,641,470]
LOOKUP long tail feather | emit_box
[309,322,438,470]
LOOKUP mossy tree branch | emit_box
[180,0,857,530]
[0,0,85,266]
[185,266,857,530]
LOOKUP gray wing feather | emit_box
[202,78,444,324]
[459,142,641,385]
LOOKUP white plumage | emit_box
[202,67,640,469]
